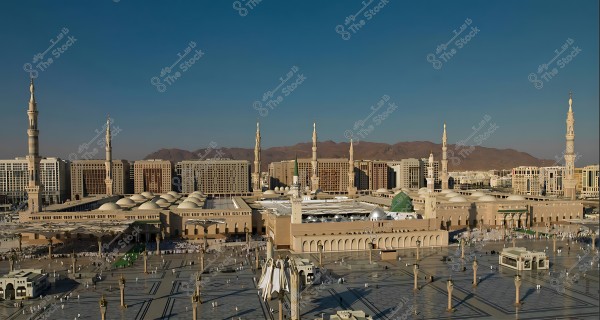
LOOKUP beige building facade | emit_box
[134,160,173,194]
[71,160,130,200]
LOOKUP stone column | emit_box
[416,240,421,261]
[413,264,419,291]
[553,234,556,253]
[199,249,205,273]
[318,244,323,267]
[143,250,148,274]
[514,275,521,306]
[9,255,15,272]
[267,238,273,260]
[278,293,285,320]
[473,259,478,287]
[512,237,516,248]
[369,242,373,265]
[98,239,102,258]
[191,293,200,320]
[71,252,77,274]
[195,273,201,297]
[255,245,259,270]
[156,234,161,256]
[119,275,126,307]
[47,239,53,260]
[446,279,454,312]
[99,295,107,320]
[460,239,464,259]
[203,227,209,250]
[292,268,300,320]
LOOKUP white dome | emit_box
[130,194,146,202]
[192,191,204,196]
[369,207,387,220]
[141,191,155,199]
[178,201,198,209]
[168,191,179,197]
[445,192,460,198]
[449,196,467,202]
[506,195,526,201]
[116,198,135,206]
[188,194,203,200]
[263,190,276,195]
[478,195,496,202]
[160,194,175,201]
[439,189,453,194]
[183,197,202,205]
[470,191,486,197]
[274,187,280,192]
[138,202,160,210]
[155,198,168,204]
[284,187,290,191]
[98,202,121,211]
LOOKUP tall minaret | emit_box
[291,156,303,224]
[564,92,576,200]
[104,116,113,196]
[310,122,320,192]
[25,78,43,213]
[441,122,449,190]
[424,151,437,219]
[427,151,435,193]
[252,122,262,195]
[347,139,357,197]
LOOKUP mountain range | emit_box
[144,141,556,172]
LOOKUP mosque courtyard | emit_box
[0,236,598,320]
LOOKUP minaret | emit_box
[347,139,357,197]
[441,122,449,190]
[427,151,435,193]
[564,92,576,200]
[310,122,320,192]
[25,78,43,213]
[291,156,303,224]
[105,116,113,196]
[252,122,262,195]
[424,151,437,219]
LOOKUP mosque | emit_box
[10,80,585,255]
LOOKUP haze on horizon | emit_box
[0,0,598,166]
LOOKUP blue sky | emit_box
[0,0,598,165]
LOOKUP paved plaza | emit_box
[0,237,598,319]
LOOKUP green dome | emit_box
[390,192,414,213]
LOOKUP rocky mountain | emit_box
[145,141,555,171]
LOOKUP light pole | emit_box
[416,239,421,261]
[143,249,148,274]
[119,274,126,308]
[514,275,522,306]
[191,292,200,320]
[473,258,478,287]
[47,238,53,260]
[156,234,161,256]
[99,295,107,320]
[460,238,465,259]
[413,263,419,291]
[446,279,454,312]
[369,241,374,265]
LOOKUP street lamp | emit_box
[416,239,421,261]
[413,263,419,291]
[99,295,107,320]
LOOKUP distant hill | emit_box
[144,141,555,171]
[145,140,554,171]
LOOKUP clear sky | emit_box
[0,0,598,165]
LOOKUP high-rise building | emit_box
[563,93,576,200]
[512,166,541,195]
[581,165,599,198]
[355,160,390,191]
[0,157,69,205]
[540,166,564,196]
[180,159,250,196]
[71,160,130,200]
[25,79,43,213]
[269,159,349,194]
[134,160,173,194]
[420,158,439,188]
[392,158,424,189]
